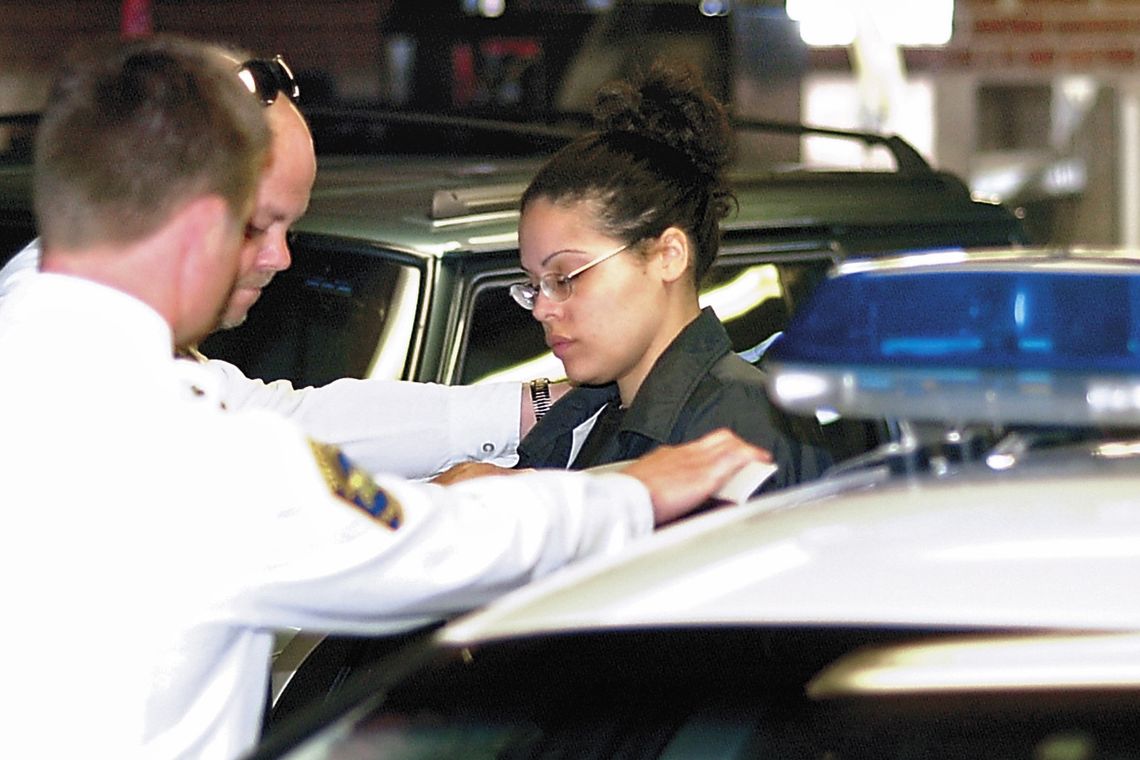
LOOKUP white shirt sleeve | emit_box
[5,238,524,478]
[202,357,522,478]
[0,239,41,299]
[210,411,653,633]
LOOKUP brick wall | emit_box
[800,0,1140,75]
[954,0,1140,73]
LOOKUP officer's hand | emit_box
[622,429,774,526]
[431,461,523,485]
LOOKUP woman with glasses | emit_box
[512,62,830,492]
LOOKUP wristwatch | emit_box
[530,377,552,421]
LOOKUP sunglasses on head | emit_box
[237,55,299,106]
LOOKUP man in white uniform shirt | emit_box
[0,36,769,758]
[0,50,548,481]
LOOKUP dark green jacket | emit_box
[516,307,831,493]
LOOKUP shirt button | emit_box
[481,442,495,454]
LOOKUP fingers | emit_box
[622,429,775,526]
[431,461,515,485]
[690,430,773,483]
[689,428,773,464]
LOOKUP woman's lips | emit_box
[547,335,572,360]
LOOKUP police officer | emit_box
[0,47,553,482]
[0,36,769,758]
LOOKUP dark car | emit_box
[205,124,1027,425]
[0,113,1026,399]
[0,113,1026,448]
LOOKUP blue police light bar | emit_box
[764,248,1140,426]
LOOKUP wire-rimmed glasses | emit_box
[509,242,631,310]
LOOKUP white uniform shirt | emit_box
[0,241,521,479]
[0,273,653,759]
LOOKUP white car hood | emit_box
[443,455,1140,644]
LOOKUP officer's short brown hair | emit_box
[33,34,271,249]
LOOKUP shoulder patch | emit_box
[309,440,403,529]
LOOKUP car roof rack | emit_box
[549,111,933,174]
[302,106,582,157]
[0,106,933,175]
[430,182,528,221]
[303,106,582,140]
[301,106,933,171]
[732,117,933,174]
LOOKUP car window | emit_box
[459,256,834,385]
[458,273,548,385]
[201,234,424,387]
[702,258,831,354]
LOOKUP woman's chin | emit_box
[564,365,615,388]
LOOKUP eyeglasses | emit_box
[237,55,300,106]
[509,242,631,310]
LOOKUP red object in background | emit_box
[452,43,478,109]
[451,36,544,110]
[481,38,540,60]
[120,0,153,39]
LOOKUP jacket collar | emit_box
[620,306,732,442]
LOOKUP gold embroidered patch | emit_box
[309,440,403,529]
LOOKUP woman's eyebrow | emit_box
[540,248,588,269]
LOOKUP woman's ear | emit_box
[655,226,692,284]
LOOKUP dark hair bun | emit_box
[591,61,732,181]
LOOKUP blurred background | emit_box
[0,0,1135,247]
